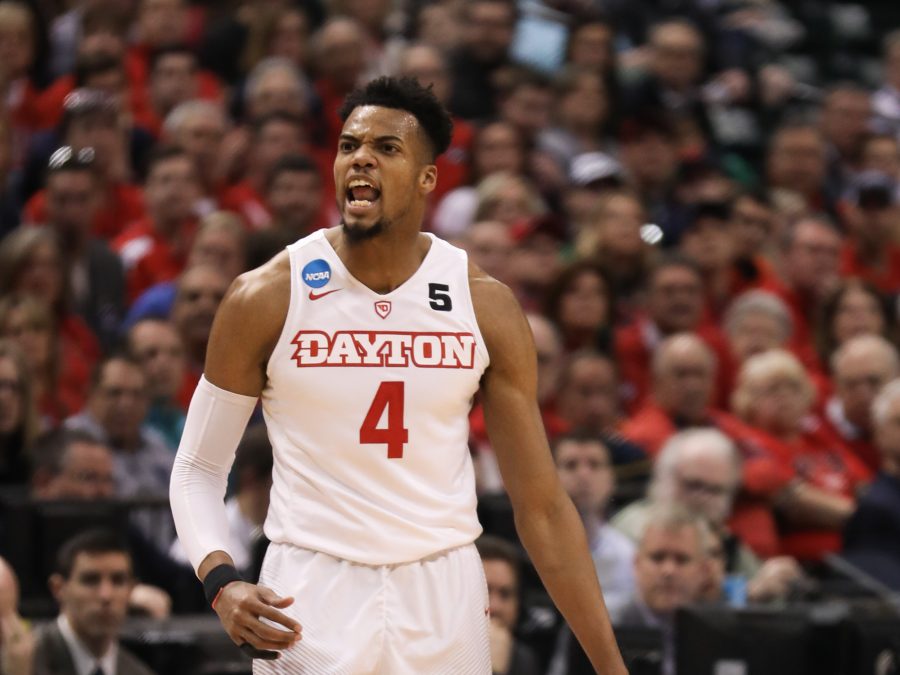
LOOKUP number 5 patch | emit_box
[428,283,452,311]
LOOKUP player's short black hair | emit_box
[338,76,453,161]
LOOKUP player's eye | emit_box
[382,144,398,153]
[339,141,355,152]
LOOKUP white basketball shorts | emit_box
[253,542,492,674]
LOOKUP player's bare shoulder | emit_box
[205,250,292,393]
[468,260,534,369]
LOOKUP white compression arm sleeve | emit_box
[169,375,258,575]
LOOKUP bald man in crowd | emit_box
[823,335,900,472]
[0,557,35,675]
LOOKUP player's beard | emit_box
[342,218,388,243]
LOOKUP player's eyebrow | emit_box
[339,133,405,145]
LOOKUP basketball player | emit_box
[170,77,626,674]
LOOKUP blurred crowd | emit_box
[1,0,900,673]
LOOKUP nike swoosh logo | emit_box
[308,288,342,300]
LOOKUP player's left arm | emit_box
[472,269,628,675]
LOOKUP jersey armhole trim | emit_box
[265,241,304,385]
[458,247,491,371]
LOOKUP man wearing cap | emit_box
[563,152,624,235]
[839,170,900,293]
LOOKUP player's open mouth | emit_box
[346,179,381,209]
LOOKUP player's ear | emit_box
[419,164,437,195]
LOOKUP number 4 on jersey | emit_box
[360,382,409,458]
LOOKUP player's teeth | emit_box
[350,199,372,207]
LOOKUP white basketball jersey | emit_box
[262,229,489,565]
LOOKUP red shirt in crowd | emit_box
[614,318,736,413]
[765,420,871,561]
[839,242,900,294]
[619,402,792,558]
[24,183,146,241]
[113,216,198,302]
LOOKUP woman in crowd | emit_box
[731,349,870,562]
[543,260,615,354]
[0,339,38,485]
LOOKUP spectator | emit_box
[839,171,900,294]
[170,425,272,578]
[723,291,794,367]
[873,29,900,134]
[563,152,625,241]
[843,379,900,588]
[622,19,718,141]
[0,118,19,240]
[539,67,612,174]
[0,1,48,157]
[822,335,900,473]
[133,44,205,138]
[0,294,90,425]
[765,121,831,215]
[543,261,614,354]
[574,189,652,315]
[732,349,869,561]
[820,84,872,193]
[775,216,843,368]
[616,113,680,240]
[23,89,146,240]
[264,154,326,237]
[473,172,547,228]
[728,190,779,265]
[0,340,36,486]
[448,0,517,121]
[34,529,155,675]
[612,429,802,599]
[241,56,310,124]
[219,111,308,230]
[546,431,636,675]
[617,505,711,675]
[816,279,894,368]
[456,220,514,285]
[311,18,367,149]
[860,133,900,185]
[614,255,733,411]
[0,555,35,675]
[34,148,126,350]
[161,99,227,210]
[64,354,173,499]
[496,66,553,150]
[170,264,230,382]
[122,210,247,332]
[30,428,116,500]
[553,431,636,618]
[397,43,475,204]
[554,351,647,472]
[114,145,202,301]
[127,318,188,449]
[0,226,101,368]
[474,536,541,675]
[431,120,526,237]
[240,5,311,76]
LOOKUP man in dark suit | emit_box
[33,529,156,675]
[843,380,900,589]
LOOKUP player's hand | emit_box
[488,618,513,674]
[213,581,302,659]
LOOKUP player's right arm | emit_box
[169,252,301,657]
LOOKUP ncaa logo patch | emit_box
[302,259,331,289]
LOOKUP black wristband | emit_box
[203,564,243,607]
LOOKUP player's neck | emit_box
[330,226,431,295]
